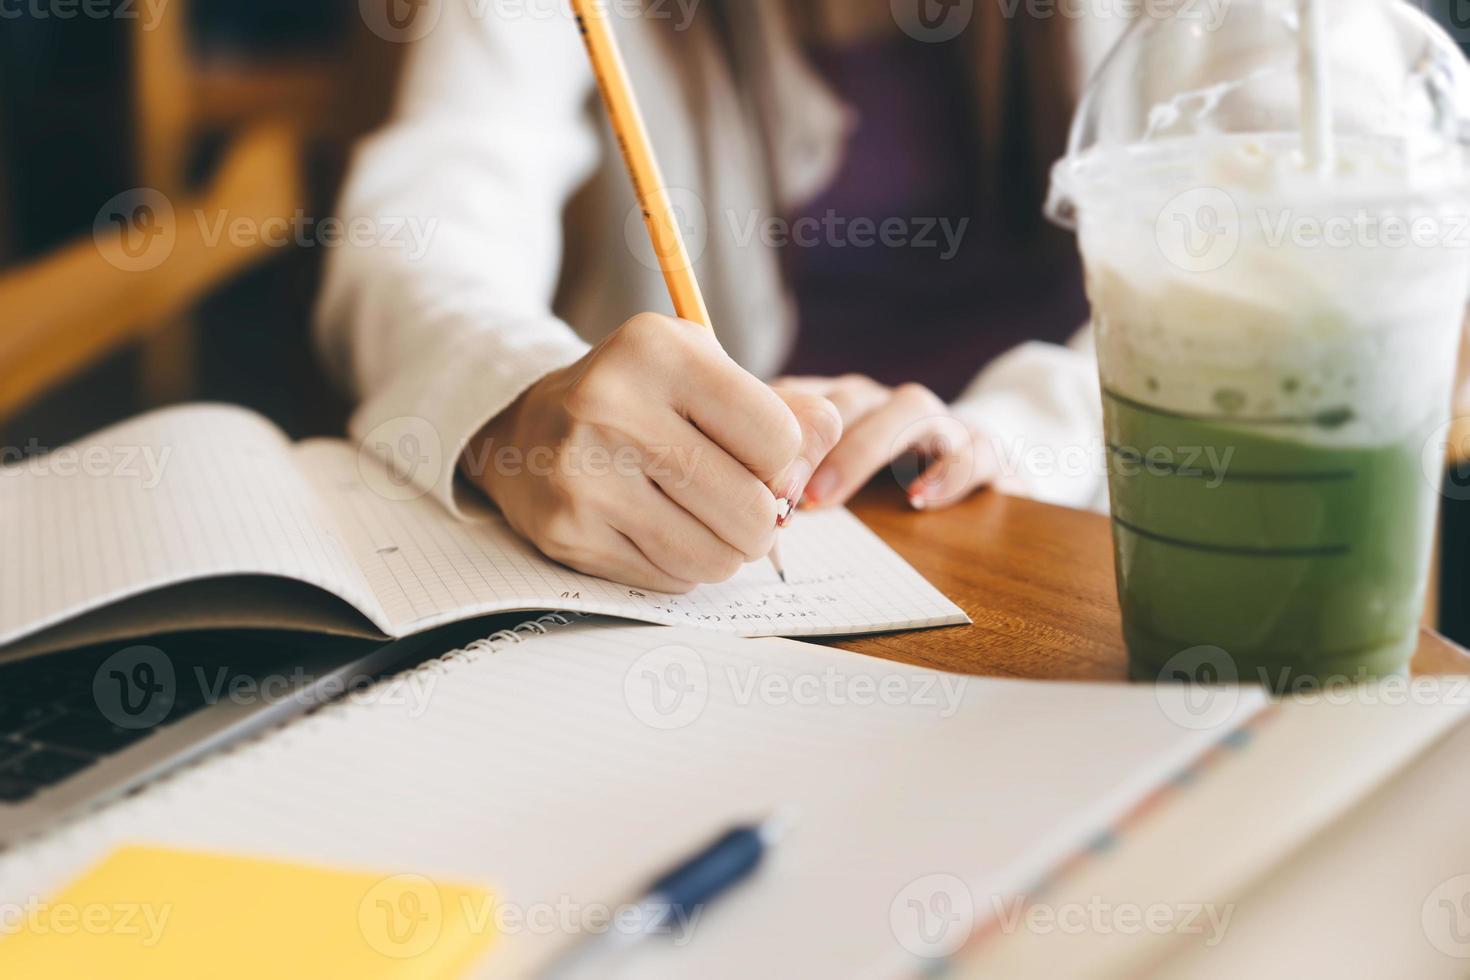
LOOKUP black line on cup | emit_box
[1106,444,1356,484]
[1103,387,1353,430]
[1112,516,1351,559]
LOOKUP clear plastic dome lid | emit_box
[1048,0,1470,225]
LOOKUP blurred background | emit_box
[3,0,1469,639]
[0,0,408,453]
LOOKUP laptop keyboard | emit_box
[0,628,385,806]
[0,647,215,804]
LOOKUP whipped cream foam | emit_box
[1064,133,1470,446]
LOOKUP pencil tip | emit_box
[778,571,787,583]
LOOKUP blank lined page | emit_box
[295,441,969,638]
[0,621,1267,978]
[0,406,382,648]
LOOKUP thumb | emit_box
[770,389,843,525]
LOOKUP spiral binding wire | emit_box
[444,612,581,661]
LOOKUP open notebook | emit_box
[0,617,1268,978]
[0,405,967,653]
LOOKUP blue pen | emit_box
[541,815,789,978]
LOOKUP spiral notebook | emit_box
[0,614,1268,979]
[0,405,968,660]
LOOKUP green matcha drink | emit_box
[1104,387,1439,683]
[1068,147,1469,687]
[1048,0,1470,687]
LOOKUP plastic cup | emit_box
[1048,0,1470,689]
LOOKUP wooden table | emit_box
[839,483,1470,679]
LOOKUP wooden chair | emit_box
[129,3,336,402]
[0,2,401,421]
[0,123,303,420]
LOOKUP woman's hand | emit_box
[773,375,1019,511]
[464,314,842,593]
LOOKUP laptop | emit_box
[0,619,504,849]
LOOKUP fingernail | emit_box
[908,492,927,511]
[804,468,838,507]
[776,460,814,527]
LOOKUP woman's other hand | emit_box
[773,375,1021,511]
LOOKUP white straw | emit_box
[1298,0,1336,174]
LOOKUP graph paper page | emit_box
[0,406,382,648]
[296,441,969,638]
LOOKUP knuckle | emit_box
[543,463,580,503]
[747,485,780,530]
[535,514,582,562]
[619,312,681,355]
[840,373,885,398]
[806,396,844,451]
[699,544,746,584]
[563,371,618,425]
[732,489,777,561]
[766,406,804,465]
[895,382,944,414]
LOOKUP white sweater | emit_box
[315,0,1114,516]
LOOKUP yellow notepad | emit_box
[0,845,497,980]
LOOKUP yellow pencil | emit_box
[569,0,789,582]
[569,0,712,329]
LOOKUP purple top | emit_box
[780,36,1088,401]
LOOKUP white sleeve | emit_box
[314,5,600,517]
[951,328,1109,513]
